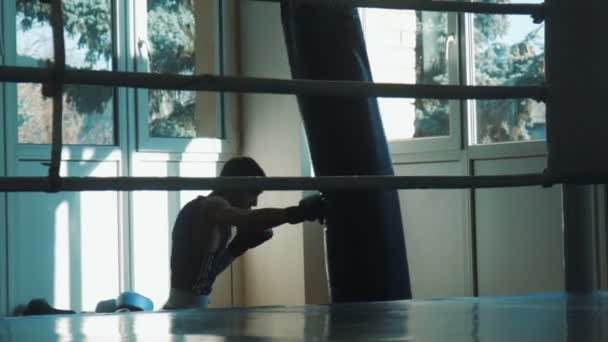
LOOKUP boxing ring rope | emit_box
[1,0,562,193]
[256,0,545,22]
[0,174,552,192]
[0,173,602,192]
[0,66,546,100]
[0,0,575,194]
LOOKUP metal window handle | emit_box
[445,33,456,62]
[137,38,151,71]
[137,39,149,55]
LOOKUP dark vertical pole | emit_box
[545,0,601,293]
[562,185,595,293]
[47,0,65,189]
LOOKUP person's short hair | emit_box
[220,157,265,177]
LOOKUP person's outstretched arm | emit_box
[210,194,325,233]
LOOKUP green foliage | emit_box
[17,0,113,65]
[64,83,113,114]
[149,100,195,138]
[147,0,195,74]
[146,0,197,137]
[17,97,33,128]
[474,18,544,87]
[474,0,510,44]
[15,1,50,31]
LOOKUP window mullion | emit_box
[461,4,477,148]
[446,11,462,151]
[3,0,18,172]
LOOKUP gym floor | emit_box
[1,292,607,341]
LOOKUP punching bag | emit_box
[280,1,412,302]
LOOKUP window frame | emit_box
[11,0,120,149]
[3,0,126,167]
[462,2,547,158]
[133,0,237,154]
[361,3,547,159]
[358,8,463,156]
[0,0,7,316]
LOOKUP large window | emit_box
[360,0,545,147]
[146,0,197,138]
[471,0,545,145]
[141,0,223,141]
[361,9,456,142]
[16,0,115,145]
[12,0,227,150]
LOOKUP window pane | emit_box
[472,0,545,145]
[360,9,453,141]
[147,0,197,138]
[16,0,114,145]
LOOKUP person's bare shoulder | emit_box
[203,195,252,227]
[202,195,230,211]
[190,196,231,245]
